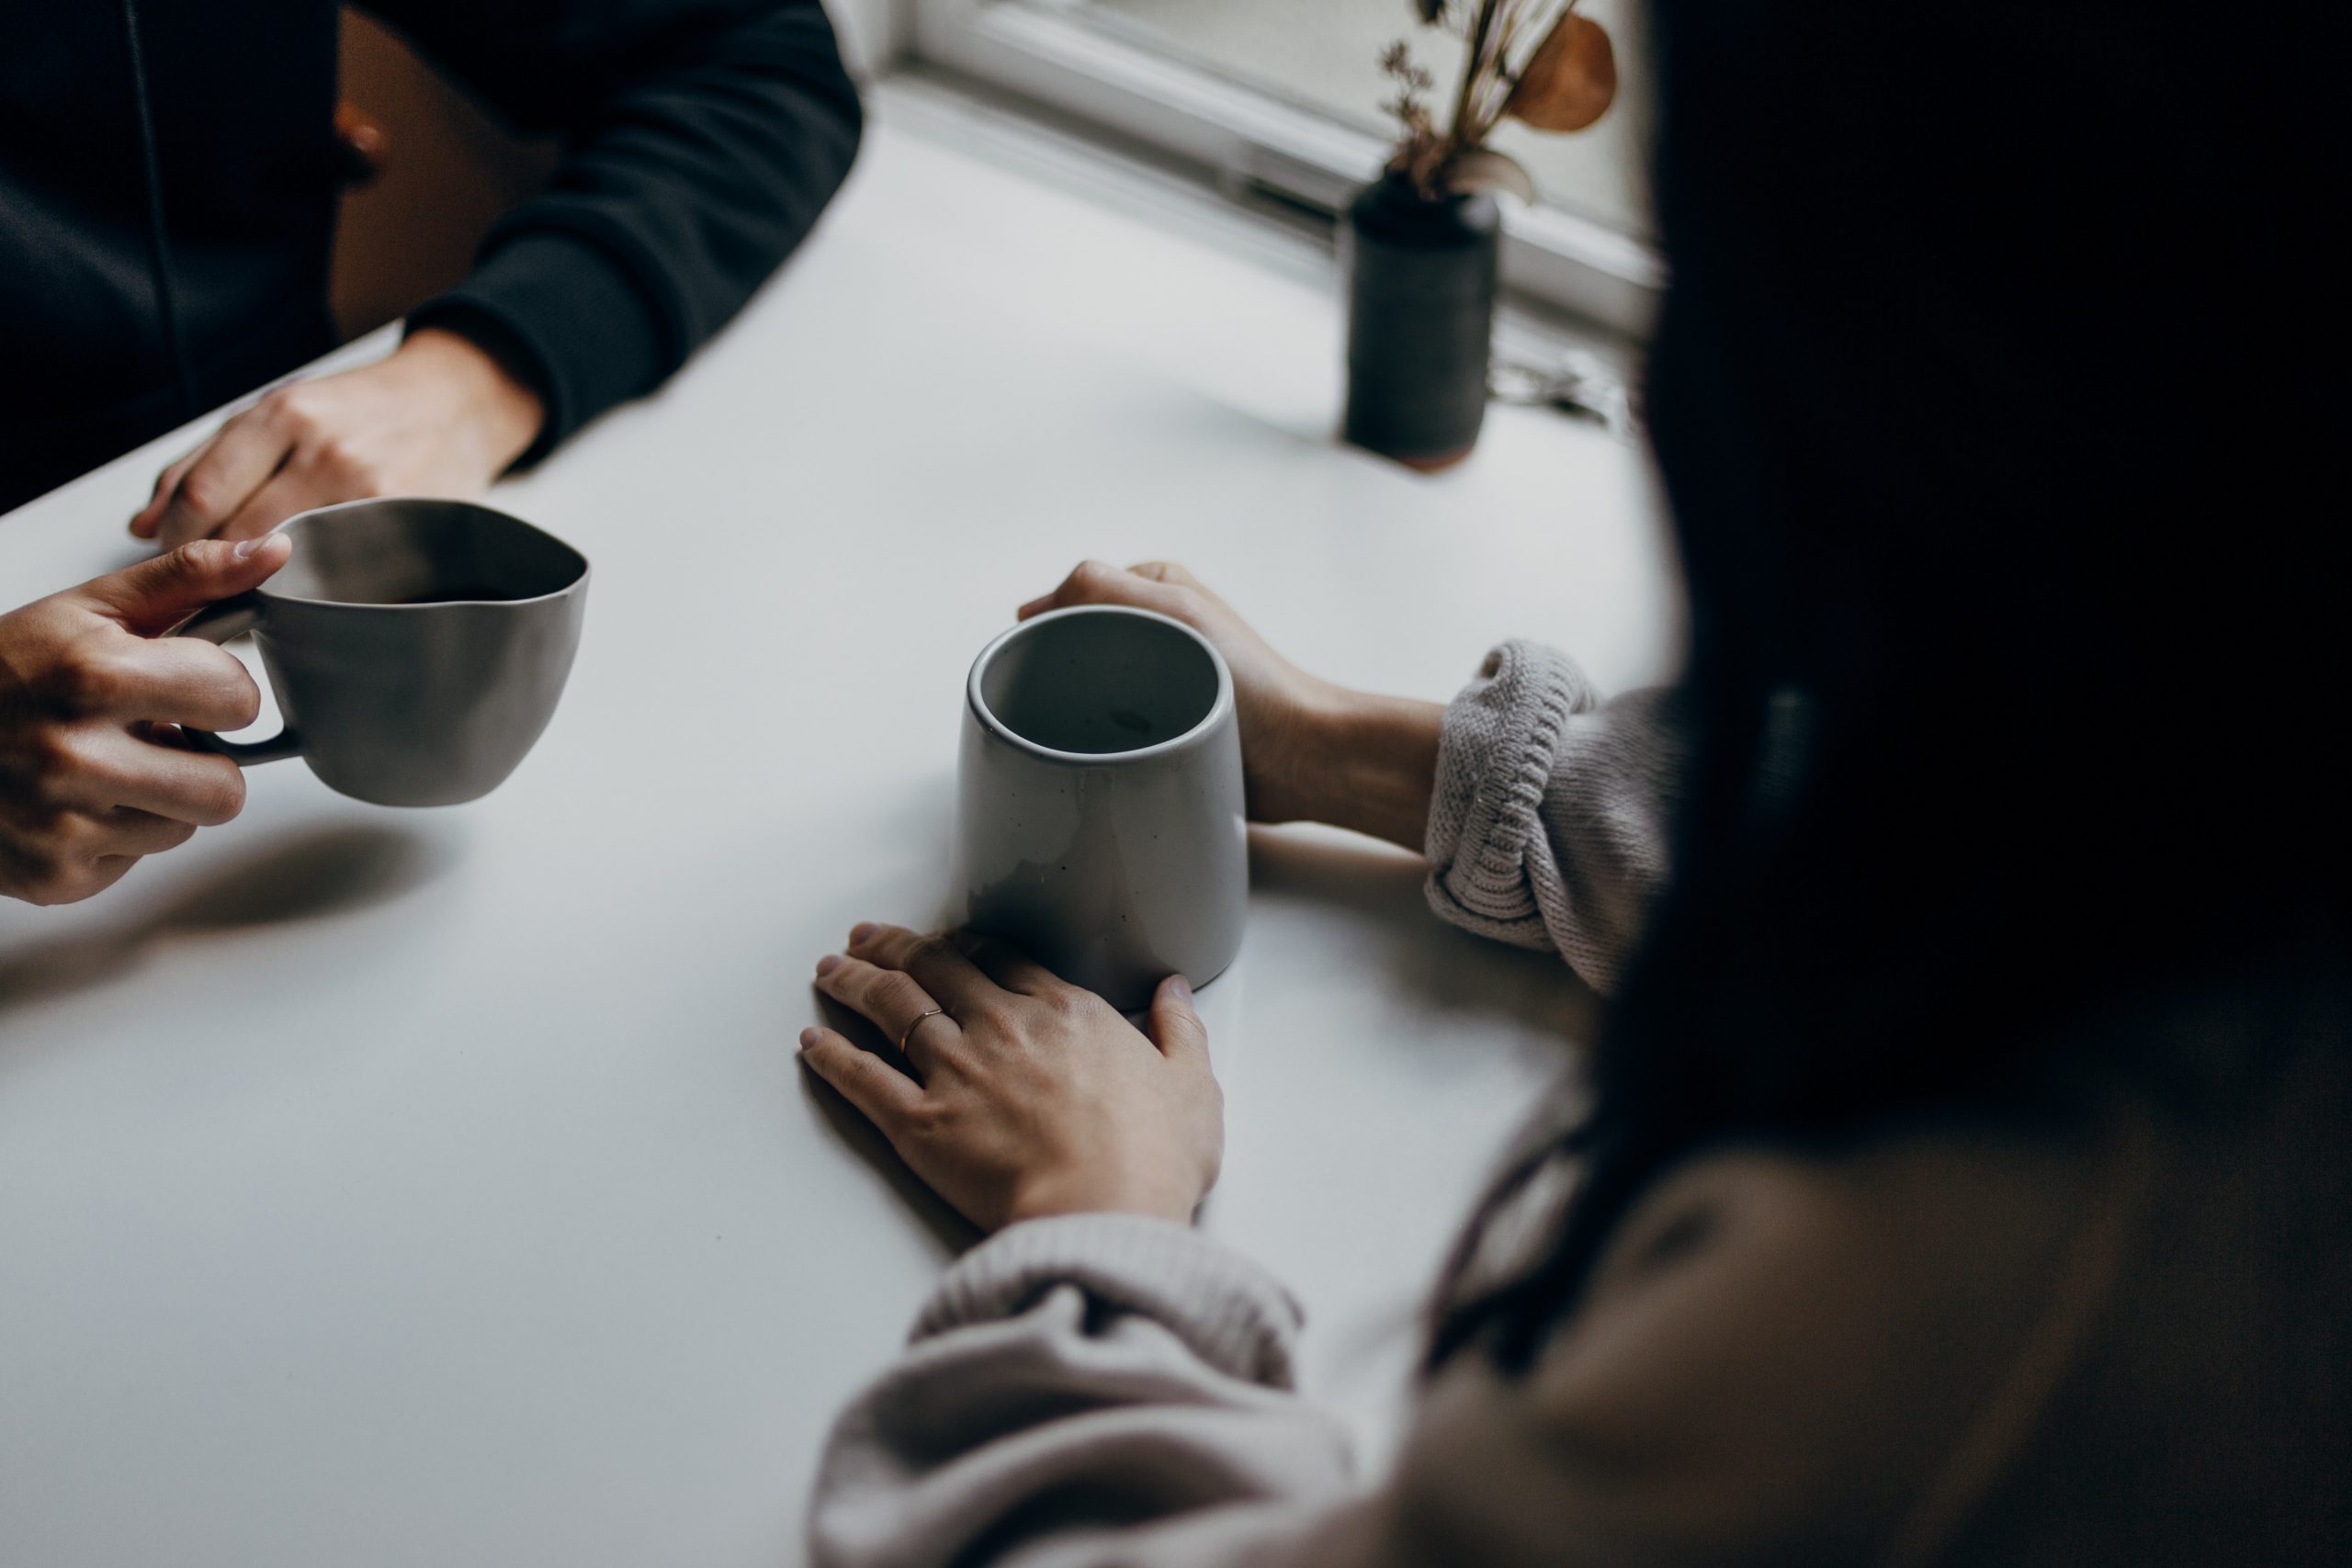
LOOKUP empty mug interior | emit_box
[270,501,586,606]
[978,612,1221,755]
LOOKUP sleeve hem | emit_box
[408,223,676,464]
[916,1214,1309,1390]
[1424,639,1598,932]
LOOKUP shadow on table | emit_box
[801,987,980,1257]
[1247,828,1604,1057]
[0,822,457,1018]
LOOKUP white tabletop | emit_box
[0,97,1679,1568]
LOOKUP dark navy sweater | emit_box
[0,0,861,513]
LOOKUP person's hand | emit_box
[1020,560,1344,822]
[129,328,544,550]
[1020,561,1443,850]
[799,922,1222,1233]
[1,536,290,904]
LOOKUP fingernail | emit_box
[233,535,267,558]
[797,1027,822,1050]
[816,953,842,976]
[848,921,876,944]
[1169,974,1193,1002]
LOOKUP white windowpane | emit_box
[1050,0,1654,239]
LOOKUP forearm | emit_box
[1283,686,1446,853]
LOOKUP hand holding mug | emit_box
[173,499,591,807]
[801,923,1222,1233]
[0,537,288,904]
[1020,561,1444,852]
[1020,560,1337,825]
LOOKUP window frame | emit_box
[906,0,1663,337]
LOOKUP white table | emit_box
[0,92,1679,1568]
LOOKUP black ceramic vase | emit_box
[1341,173,1500,470]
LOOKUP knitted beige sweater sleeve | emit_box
[1424,639,1688,993]
[809,1214,1360,1568]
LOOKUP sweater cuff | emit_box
[1425,638,1599,939]
[914,1214,1308,1390]
[409,228,675,467]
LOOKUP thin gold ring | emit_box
[899,1006,947,1054]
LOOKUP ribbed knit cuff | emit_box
[1425,639,1598,939]
[409,225,675,468]
[914,1214,1307,1390]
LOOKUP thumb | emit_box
[1147,974,1210,1064]
[77,535,293,636]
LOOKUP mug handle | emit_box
[171,592,303,766]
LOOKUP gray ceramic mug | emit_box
[173,498,590,807]
[954,604,1248,1010]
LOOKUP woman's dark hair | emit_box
[1433,0,2351,1370]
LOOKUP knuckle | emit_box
[14,850,85,906]
[906,933,956,971]
[877,970,931,1014]
[899,1098,946,1140]
[24,875,77,907]
[149,544,214,598]
[173,471,230,524]
[46,649,124,713]
[957,993,1013,1032]
[6,844,60,891]
[202,661,263,729]
[268,387,322,435]
[315,437,380,488]
[189,762,247,825]
[23,726,89,791]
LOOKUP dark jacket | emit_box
[0,0,862,513]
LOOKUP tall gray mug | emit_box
[955,604,1248,1011]
[174,498,590,807]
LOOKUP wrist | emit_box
[401,326,546,474]
[1003,1171,1201,1230]
[1291,685,1444,852]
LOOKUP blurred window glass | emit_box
[1055,0,1652,240]
[911,1,1661,331]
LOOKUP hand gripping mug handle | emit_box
[170,592,304,765]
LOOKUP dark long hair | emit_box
[1432,0,2352,1371]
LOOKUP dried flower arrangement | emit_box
[1382,1,1618,203]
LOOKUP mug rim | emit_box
[253,497,590,610]
[967,604,1236,766]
